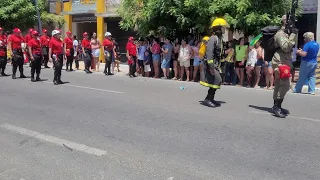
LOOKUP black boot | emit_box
[58,75,64,84]
[36,74,41,81]
[31,74,36,82]
[203,92,219,108]
[279,99,289,115]
[19,66,27,78]
[1,69,8,76]
[53,75,58,85]
[272,100,286,118]
[12,67,17,79]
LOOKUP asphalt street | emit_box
[0,66,320,180]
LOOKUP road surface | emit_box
[0,67,320,180]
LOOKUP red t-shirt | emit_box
[81,38,91,49]
[40,35,50,47]
[25,34,32,45]
[64,37,73,49]
[49,37,63,55]
[103,38,113,51]
[152,43,161,54]
[28,38,41,55]
[126,42,137,56]
[0,35,7,56]
[8,34,23,50]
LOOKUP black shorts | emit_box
[235,61,245,68]
[138,60,144,68]
[190,59,194,67]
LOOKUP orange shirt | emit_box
[0,35,7,56]
[126,42,137,56]
[64,37,73,49]
[103,38,113,51]
[81,38,91,49]
[28,38,42,55]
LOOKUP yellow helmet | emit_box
[211,18,229,28]
[202,36,210,42]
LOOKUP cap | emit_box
[66,31,72,35]
[29,28,34,33]
[13,28,21,33]
[52,30,60,36]
[42,29,48,33]
[32,30,39,36]
[0,27,3,31]
[105,32,112,36]
[128,36,135,41]
[83,32,88,37]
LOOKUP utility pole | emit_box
[34,0,42,34]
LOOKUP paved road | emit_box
[0,66,320,180]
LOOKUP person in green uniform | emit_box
[200,18,228,108]
[271,15,298,118]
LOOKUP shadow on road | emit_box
[199,100,226,108]
[248,105,273,113]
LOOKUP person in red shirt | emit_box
[64,31,74,71]
[25,28,33,66]
[0,27,8,76]
[49,30,64,85]
[81,32,92,73]
[102,32,114,75]
[40,29,50,68]
[126,36,137,77]
[8,28,27,79]
[28,30,42,82]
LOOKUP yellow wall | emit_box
[63,1,72,33]
[96,0,106,62]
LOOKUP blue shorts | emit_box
[92,49,100,57]
[263,61,272,68]
[161,59,171,68]
[152,54,161,61]
[193,57,202,66]
[255,59,264,66]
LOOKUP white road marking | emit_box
[0,124,107,157]
[249,110,320,123]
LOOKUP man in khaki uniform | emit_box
[272,15,298,118]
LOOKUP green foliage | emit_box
[41,11,65,28]
[118,0,298,37]
[0,0,64,31]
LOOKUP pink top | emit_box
[193,46,200,58]
[91,38,100,50]
[152,43,161,54]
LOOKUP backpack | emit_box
[261,26,280,62]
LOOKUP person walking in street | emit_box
[40,29,50,68]
[102,32,114,75]
[293,32,319,95]
[64,31,74,71]
[8,28,27,79]
[49,30,64,85]
[81,32,92,74]
[200,18,226,108]
[0,27,8,76]
[126,36,137,78]
[271,15,298,118]
[28,30,42,82]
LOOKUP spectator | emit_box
[91,32,101,71]
[254,41,263,88]
[172,38,180,80]
[161,38,173,79]
[294,32,319,95]
[137,38,147,76]
[151,38,161,78]
[73,35,79,70]
[246,45,257,87]
[235,37,248,86]
[178,38,192,81]
[224,41,235,85]
[113,38,121,73]
[192,41,202,82]
[126,36,137,77]
[144,39,152,77]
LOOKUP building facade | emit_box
[49,0,134,62]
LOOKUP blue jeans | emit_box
[294,61,318,94]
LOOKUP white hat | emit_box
[105,32,112,36]
[52,30,60,36]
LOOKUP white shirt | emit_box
[73,40,78,56]
[246,48,257,67]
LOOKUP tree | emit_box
[118,0,296,37]
[0,0,64,31]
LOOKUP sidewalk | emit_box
[48,61,320,93]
